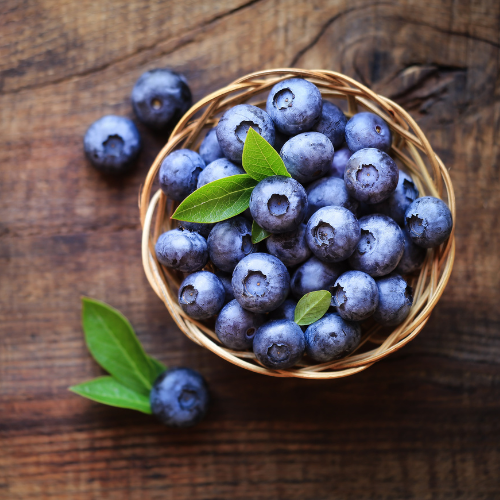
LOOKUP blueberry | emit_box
[158,149,205,201]
[199,128,224,164]
[178,271,225,320]
[131,69,191,130]
[266,78,323,135]
[232,253,290,313]
[329,145,352,178]
[150,368,209,428]
[395,228,427,274]
[253,320,305,369]
[155,228,208,273]
[250,176,308,233]
[280,132,334,184]
[216,104,275,163]
[370,170,419,225]
[373,273,413,326]
[332,270,379,321]
[349,214,404,277]
[207,216,257,273]
[214,270,235,304]
[179,221,214,238]
[268,299,297,322]
[305,313,361,362]
[215,300,265,350]
[197,158,245,188]
[344,148,399,204]
[306,206,360,263]
[404,196,453,248]
[306,176,359,219]
[311,101,347,149]
[345,112,392,153]
[265,223,311,267]
[84,115,141,174]
[290,256,347,300]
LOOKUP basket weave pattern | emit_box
[139,68,456,379]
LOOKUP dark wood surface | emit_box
[1,0,499,498]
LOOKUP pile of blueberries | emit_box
[83,71,453,372]
[155,77,453,370]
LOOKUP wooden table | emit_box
[1,1,499,498]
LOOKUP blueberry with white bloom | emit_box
[216,104,275,163]
[349,214,404,277]
[305,313,361,362]
[332,270,379,322]
[178,272,225,320]
[280,132,334,184]
[345,112,392,153]
[404,196,453,248]
[344,148,399,204]
[158,149,205,201]
[266,78,323,135]
[306,206,360,263]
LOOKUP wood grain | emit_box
[1,0,499,498]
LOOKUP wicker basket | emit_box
[139,68,456,379]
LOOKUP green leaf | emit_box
[251,221,271,244]
[69,377,152,414]
[172,174,258,223]
[242,127,291,181]
[294,290,332,326]
[82,297,155,396]
[148,356,167,381]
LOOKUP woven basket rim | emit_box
[139,68,456,379]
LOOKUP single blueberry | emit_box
[266,78,323,135]
[268,299,297,322]
[345,112,392,153]
[214,270,235,304]
[305,313,361,362]
[253,319,305,369]
[250,176,308,234]
[280,132,334,184]
[232,253,290,313]
[131,69,192,130]
[178,271,225,320]
[216,104,275,163]
[344,148,399,204]
[199,128,225,165]
[197,158,245,188]
[349,214,405,277]
[329,145,352,178]
[266,223,312,267]
[84,115,141,174]
[150,368,209,428]
[179,221,214,239]
[207,216,257,273]
[373,273,413,326]
[332,270,379,322]
[215,300,265,350]
[306,176,359,219]
[306,206,360,263]
[370,170,419,225]
[395,228,427,274]
[311,100,347,149]
[158,149,205,201]
[290,256,347,300]
[155,228,208,273]
[404,196,453,248]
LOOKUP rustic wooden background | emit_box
[1,0,499,498]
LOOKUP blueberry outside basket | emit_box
[139,68,456,379]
